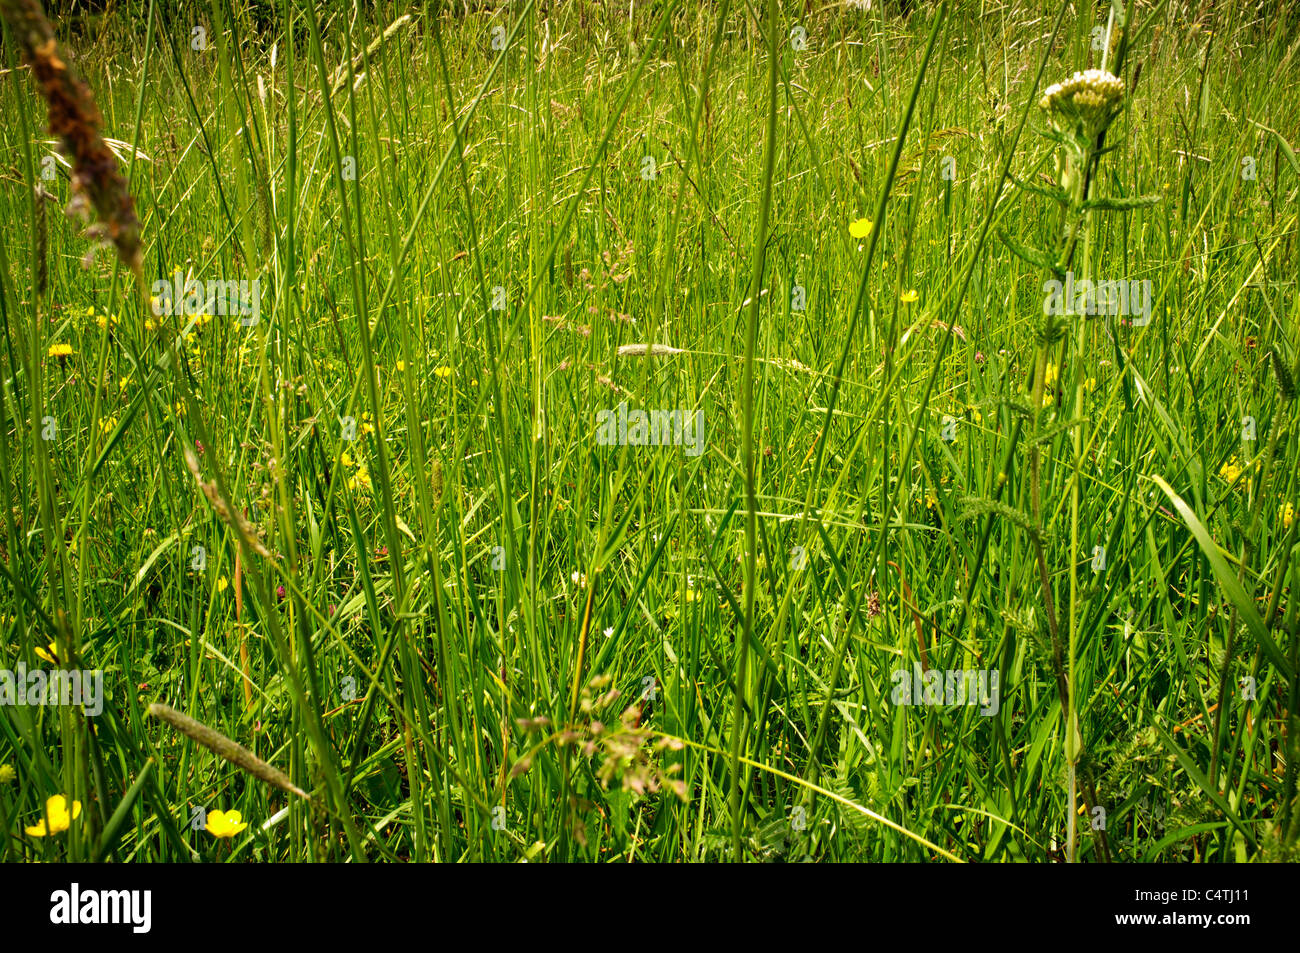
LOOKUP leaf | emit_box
[1149,475,1294,683]
[1249,119,1300,176]
[996,228,1062,276]
[92,758,154,862]
[131,532,180,593]
[1151,721,1257,850]
[1082,194,1162,211]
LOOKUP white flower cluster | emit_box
[1040,69,1125,145]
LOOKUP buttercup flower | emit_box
[1219,456,1244,484]
[205,809,248,838]
[434,366,453,379]
[900,289,919,303]
[849,217,873,240]
[348,464,372,492]
[25,794,81,836]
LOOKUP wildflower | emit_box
[204,809,248,839]
[603,626,614,639]
[0,764,14,784]
[118,374,132,393]
[25,794,81,837]
[48,342,73,359]
[924,491,937,510]
[360,412,375,436]
[1043,363,1060,387]
[276,585,285,601]
[900,289,919,303]
[348,465,372,492]
[100,416,116,435]
[1219,456,1244,484]
[571,571,587,588]
[395,360,406,373]
[1280,502,1294,530]
[1084,377,1097,393]
[849,217,873,240]
[216,576,229,593]
[34,642,59,664]
[1039,69,1125,147]
[434,366,453,379]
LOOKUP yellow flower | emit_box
[1280,502,1294,530]
[434,366,453,379]
[34,642,59,664]
[925,491,938,510]
[900,289,919,303]
[1043,363,1060,387]
[341,450,355,468]
[47,342,73,358]
[849,218,873,239]
[1084,377,1097,393]
[395,360,406,373]
[119,375,133,393]
[216,576,229,593]
[204,809,248,839]
[1219,456,1243,484]
[348,465,372,492]
[100,417,117,435]
[0,764,15,784]
[25,794,81,837]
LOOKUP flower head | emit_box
[204,808,248,839]
[0,764,15,785]
[1040,69,1125,147]
[1219,456,1244,484]
[848,217,873,240]
[34,642,59,664]
[48,342,73,359]
[900,289,919,303]
[25,794,81,836]
[1280,502,1294,530]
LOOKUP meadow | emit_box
[1,0,1298,863]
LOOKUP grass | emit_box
[1,0,1299,863]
